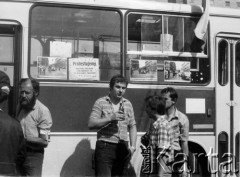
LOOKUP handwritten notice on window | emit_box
[50,41,72,58]
[68,58,99,80]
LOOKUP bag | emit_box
[141,131,150,147]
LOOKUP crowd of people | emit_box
[0,72,189,177]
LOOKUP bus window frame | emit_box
[28,3,124,83]
[124,10,211,86]
[218,39,229,86]
[235,41,240,87]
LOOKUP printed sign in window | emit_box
[68,58,99,81]
[50,41,72,58]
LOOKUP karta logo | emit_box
[141,146,239,175]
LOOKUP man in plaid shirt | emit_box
[148,95,177,177]
[160,87,189,177]
[146,87,189,177]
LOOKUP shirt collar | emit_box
[168,107,180,121]
[33,99,40,110]
[105,95,126,104]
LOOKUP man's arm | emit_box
[129,124,137,155]
[88,112,125,129]
[181,116,189,177]
[181,117,189,155]
[29,104,52,149]
[88,100,124,129]
[181,140,189,156]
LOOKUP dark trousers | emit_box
[171,150,187,177]
[95,140,131,177]
[19,149,44,177]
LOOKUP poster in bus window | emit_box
[130,59,157,82]
[161,34,173,51]
[68,58,99,81]
[164,60,191,82]
[50,41,72,58]
[37,56,67,79]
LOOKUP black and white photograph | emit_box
[0,0,240,177]
[164,60,191,82]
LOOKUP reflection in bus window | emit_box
[30,6,121,81]
[128,13,203,53]
[218,40,228,86]
[235,42,240,86]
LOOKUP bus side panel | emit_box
[39,86,215,176]
[39,86,215,133]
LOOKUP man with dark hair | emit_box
[0,71,25,176]
[17,78,52,177]
[160,87,189,177]
[88,74,137,177]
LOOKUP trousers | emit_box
[95,140,131,177]
[19,150,44,177]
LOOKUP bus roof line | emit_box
[5,0,203,14]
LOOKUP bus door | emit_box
[0,21,21,116]
[216,33,240,175]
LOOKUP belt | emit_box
[98,140,128,144]
[26,147,44,153]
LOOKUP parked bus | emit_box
[0,0,239,176]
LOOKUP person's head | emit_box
[19,78,40,110]
[160,87,178,110]
[0,71,10,103]
[145,95,165,120]
[156,96,166,115]
[109,75,128,101]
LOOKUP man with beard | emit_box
[88,74,137,177]
[0,71,25,176]
[17,78,52,177]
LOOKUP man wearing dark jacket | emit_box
[0,71,25,176]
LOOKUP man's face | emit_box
[20,81,36,109]
[110,82,127,100]
[161,92,175,110]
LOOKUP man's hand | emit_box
[129,146,136,156]
[110,111,125,121]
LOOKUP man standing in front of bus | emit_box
[88,74,137,177]
[17,78,52,177]
[0,71,25,176]
[160,87,189,177]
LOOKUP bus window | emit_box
[0,26,15,85]
[127,12,209,85]
[127,13,202,53]
[0,35,13,63]
[163,16,202,53]
[218,40,228,86]
[30,6,121,82]
[235,41,240,86]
